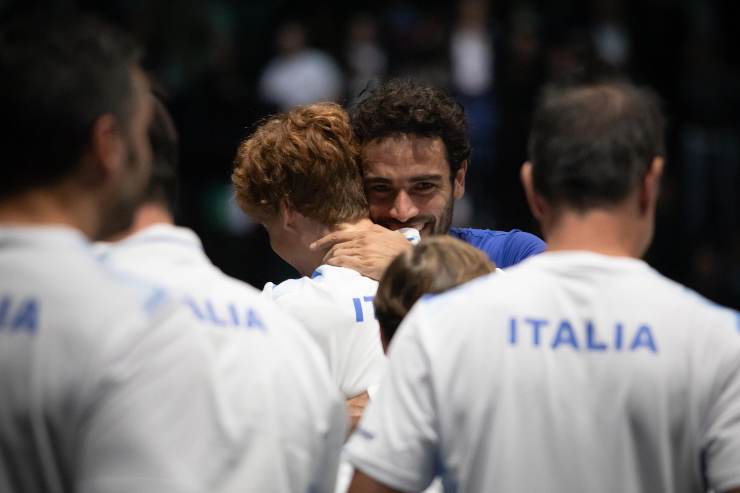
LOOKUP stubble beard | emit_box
[428,191,455,237]
[94,143,149,241]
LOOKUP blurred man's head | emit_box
[103,96,179,242]
[232,102,368,272]
[522,81,665,256]
[0,14,152,239]
[143,97,179,215]
[350,79,470,238]
[374,235,494,350]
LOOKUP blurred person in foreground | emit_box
[0,14,271,492]
[97,98,346,493]
[346,81,740,493]
[232,103,386,415]
[311,79,545,280]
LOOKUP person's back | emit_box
[100,223,346,492]
[264,264,384,398]
[0,227,226,492]
[97,98,346,492]
[0,14,268,490]
[345,82,740,493]
[0,16,345,491]
[232,102,387,401]
[389,252,740,491]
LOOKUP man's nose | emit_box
[389,190,419,223]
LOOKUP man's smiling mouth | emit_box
[383,221,433,237]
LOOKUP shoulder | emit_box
[449,227,544,247]
[419,270,502,313]
[266,267,378,328]
[16,245,188,371]
[448,228,546,268]
[264,276,344,329]
[264,276,314,302]
[268,266,377,303]
[46,243,174,322]
[667,282,740,337]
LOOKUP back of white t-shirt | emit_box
[0,226,274,493]
[98,224,347,493]
[346,251,740,493]
[264,264,387,399]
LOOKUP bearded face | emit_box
[362,134,465,238]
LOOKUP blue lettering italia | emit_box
[181,297,267,331]
[525,318,547,346]
[508,317,657,353]
[0,296,39,334]
[551,320,579,349]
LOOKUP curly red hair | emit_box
[232,102,368,224]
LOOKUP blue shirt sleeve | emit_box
[448,228,546,269]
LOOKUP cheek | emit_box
[123,132,151,179]
[419,194,449,220]
[135,131,152,167]
[368,201,390,220]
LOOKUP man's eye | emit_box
[368,184,393,194]
[413,182,436,193]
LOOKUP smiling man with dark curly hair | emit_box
[311,79,546,280]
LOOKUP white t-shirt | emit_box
[346,251,740,493]
[264,264,387,399]
[0,225,296,492]
[97,224,346,493]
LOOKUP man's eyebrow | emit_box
[364,176,392,183]
[409,174,444,183]
[364,174,445,183]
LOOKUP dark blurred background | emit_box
[2,0,738,309]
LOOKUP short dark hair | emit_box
[145,97,179,213]
[0,14,141,199]
[527,82,665,210]
[350,79,471,176]
[374,236,495,344]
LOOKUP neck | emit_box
[292,217,375,276]
[107,202,173,241]
[543,207,647,258]
[0,184,98,238]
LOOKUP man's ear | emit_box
[639,156,664,215]
[279,200,301,233]
[453,160,467,200]
[520,161,547,221]
[83,113,125,185]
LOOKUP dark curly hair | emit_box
[349,79,471,176]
